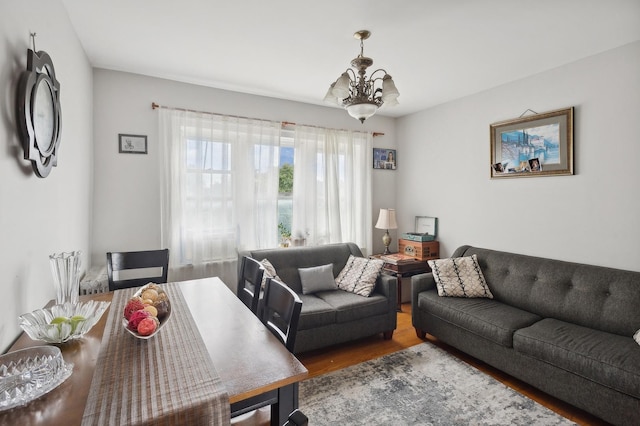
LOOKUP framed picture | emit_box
[118,134,147,154]
[490,107,573,178]
[373,148,397,170]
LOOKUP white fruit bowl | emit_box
[122,283,171,340]
[19,300,110,344]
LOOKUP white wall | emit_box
[92,70,398,275]
[397,41,640,272]
[0,1,93,352]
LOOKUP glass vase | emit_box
[49,251,82,305]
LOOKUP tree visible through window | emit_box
[278,143,294,244]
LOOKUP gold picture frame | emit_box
[490,107,573,178]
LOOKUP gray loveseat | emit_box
[239,242,397,354]
[412,245,640,426]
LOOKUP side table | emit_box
[371,255,433,311]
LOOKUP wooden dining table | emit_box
[0,277,308,425]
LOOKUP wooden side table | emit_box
[371,255,433,311]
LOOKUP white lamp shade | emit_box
[375,208,398,230]
[381,75,399,101]
[346,102,378,122]
[331,72,351,99]
[381,97,399,108]
[323,84,340,105]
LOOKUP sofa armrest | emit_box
[411,272,436,307]
[374,274,397,309]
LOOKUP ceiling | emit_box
[61,0,640,118]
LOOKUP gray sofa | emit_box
[412,245,640,426]
[239,242,397,354]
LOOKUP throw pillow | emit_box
[634,329,640,346]
[335,255,384,297]
[428,255,493,298]
[299,264,336,294]
[260,258,281,289]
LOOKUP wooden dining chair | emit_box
[106,249,170,291]
[237,256,265,315]
[261,277,302,353]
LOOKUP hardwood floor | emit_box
[296,303,611,426]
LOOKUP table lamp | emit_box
[375,208,398,254]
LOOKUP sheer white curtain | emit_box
[159,109,281,283]
[292,125,373,254]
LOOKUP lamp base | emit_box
[382,230,391,254]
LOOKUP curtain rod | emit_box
[151,102,384,137]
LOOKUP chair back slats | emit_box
[106,249,170,291]
[261,277,302,353]
[237,256,265,315]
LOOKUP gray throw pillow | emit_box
[299,263,336,294]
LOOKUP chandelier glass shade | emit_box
[324,30,399,123]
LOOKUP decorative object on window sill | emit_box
[490,107,574,179]
[16,33,62,178]
[118,134,148,154]
[375,208,398,255]
[373,148,397,170]
[324,30,399,123]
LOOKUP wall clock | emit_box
[17,36,62,178]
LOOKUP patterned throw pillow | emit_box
[260,258,281,289]
[335,255,384,297]
[427,255,493,298]
[634,329,640,346]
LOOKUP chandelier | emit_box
[324,30,399,123]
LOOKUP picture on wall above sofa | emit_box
[490,107,573,179]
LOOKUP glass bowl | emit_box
[0,346,73,411]
[19,300,110,344]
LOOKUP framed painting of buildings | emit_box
[490,107,573,178]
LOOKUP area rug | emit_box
[299,343,575,425]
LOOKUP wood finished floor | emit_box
[296,303,611,426]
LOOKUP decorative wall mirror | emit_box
[16,34,62,178]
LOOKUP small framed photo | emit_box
[119,134,147,154]
[373,148,397,170]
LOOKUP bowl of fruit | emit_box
[122,283,171,339]
[19,300,110,344]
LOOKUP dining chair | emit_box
[230,277,303,422]
[106,249,170,291]
[261,277,302,353]
[284,409,308,426]
[237,256,265,315]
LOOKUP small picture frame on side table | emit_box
[118,134,147,154]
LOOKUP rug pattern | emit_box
[299,343,575,425]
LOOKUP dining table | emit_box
[0,277,308,426]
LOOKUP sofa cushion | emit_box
[335,255,384,297]
[297,294,336,331]
[428,255,493,298]
[316,289,389,323]
[299,264,337,294]
[514,318,640,398]
[260,258,281,289]
[417,289,541,347]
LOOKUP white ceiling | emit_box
[61,0,640,118]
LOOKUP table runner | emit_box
[82,283,230,425]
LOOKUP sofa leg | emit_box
[383,330,394,340]
[415,328,427,339]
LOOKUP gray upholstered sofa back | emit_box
[452,245,640,336]
[239,242,363,294]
